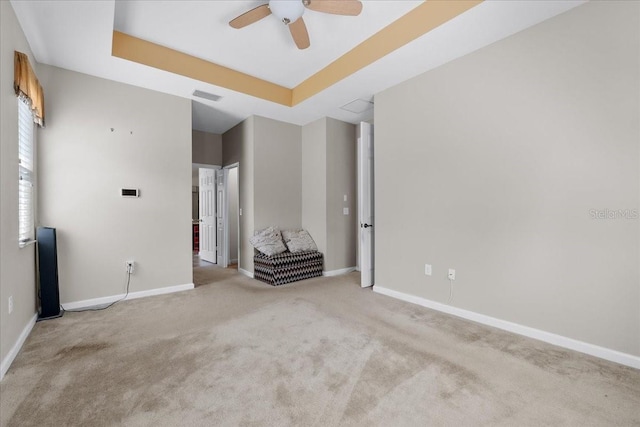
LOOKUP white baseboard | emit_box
[62,283,194,310]
[238,268,254,278]
[373,285,640,370]
[229,258,238,264]
[323,267,356,277]
[1,313,37,381]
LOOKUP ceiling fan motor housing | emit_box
[269,0,305,24]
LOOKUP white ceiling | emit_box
[11,0,584,134]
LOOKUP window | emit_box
[18,96,35,246]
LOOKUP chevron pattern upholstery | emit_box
[254,250,323,286]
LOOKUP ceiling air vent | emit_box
[193,90,223,102]
[340,99,374,114]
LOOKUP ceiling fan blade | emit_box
[305,0,363,16]
[289,17,310,50]
[229,4,271,29]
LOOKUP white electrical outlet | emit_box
[424,264,432,276]
[448,269,456,280]
[343,207,349,215]
[8,296,13,314]
[126,261,135,274]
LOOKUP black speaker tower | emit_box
[37,227,63,320]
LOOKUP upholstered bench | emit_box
[254,250,323,286]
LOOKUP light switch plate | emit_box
[424,264,432,276]
[343,207,349,215]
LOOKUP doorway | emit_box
[192,164,220,265]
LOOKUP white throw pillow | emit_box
[249,226,287,256]
[282,229,318,253]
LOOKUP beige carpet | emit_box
[1,266,639,426]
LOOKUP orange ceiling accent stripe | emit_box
[111,1,483,107]
[291,0,483,105]
[111,31,292,106]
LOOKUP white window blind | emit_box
[18,96,35,246]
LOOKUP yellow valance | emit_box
[14,51,45,127]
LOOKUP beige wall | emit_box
[222,123,242,167]
[302,118,328,256]
[374,1,639,356]
[326,118,357,271]
[38,65,193,303]
[302,117,357,272]
[254,116,302,231]
[222,115,302,273]
[222,117,254,272]
[0,1,38,373]
[192,130,222,166]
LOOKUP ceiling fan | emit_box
[229,0,363,50]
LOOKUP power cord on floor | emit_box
[447,277,453,304]
[61,269,132,313]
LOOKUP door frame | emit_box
[222,163,240,269]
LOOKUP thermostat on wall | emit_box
[121,188,140,198]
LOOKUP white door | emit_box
[358,122,374,288]
[216,169,226,267]
[199,168,216,263]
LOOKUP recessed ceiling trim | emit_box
[111,31,292,106]
[110,1,483,108]
[291,0,483,106]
